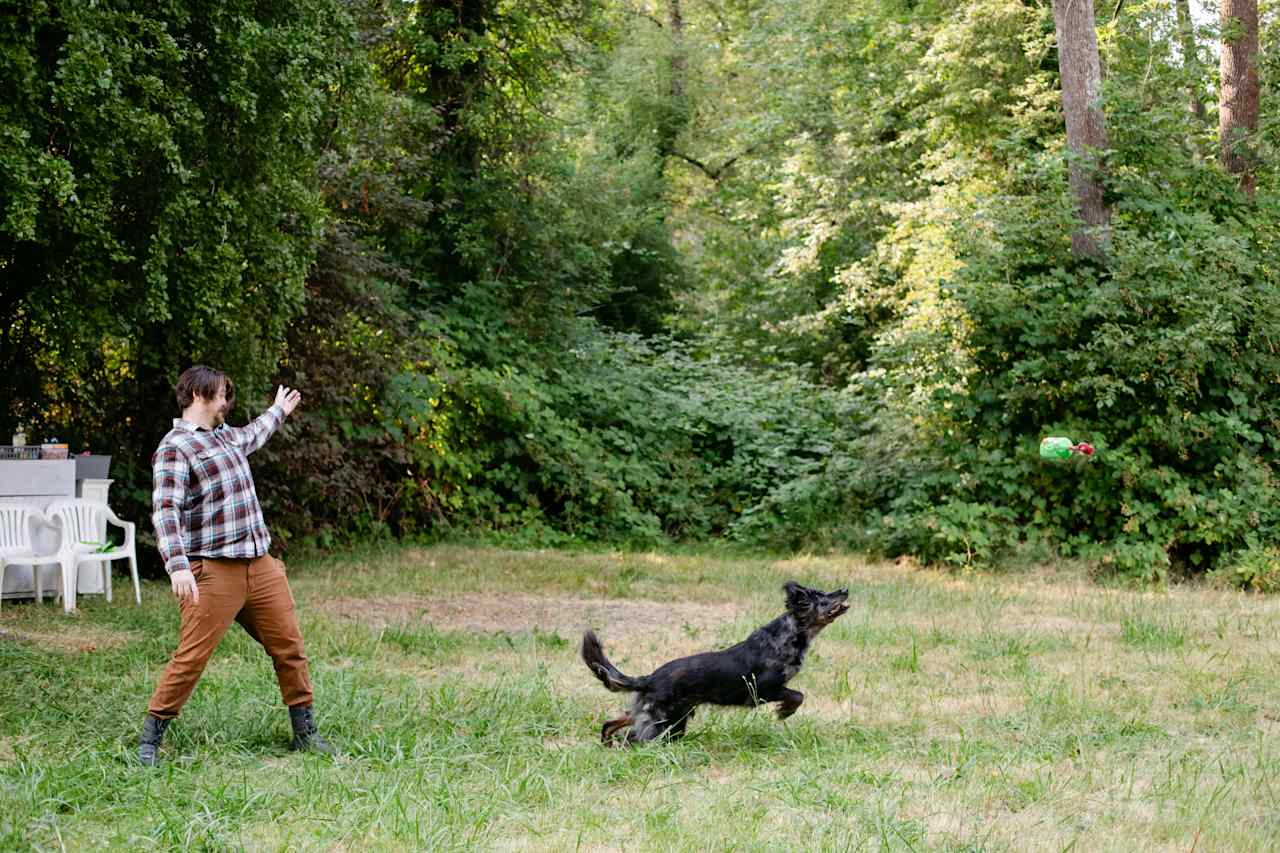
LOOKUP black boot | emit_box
[137,714,171,767]
[289,705,333,754]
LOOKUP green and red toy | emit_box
[1039,436,1095,460]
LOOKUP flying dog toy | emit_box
[1039,436,1095,460]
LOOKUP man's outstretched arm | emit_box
[228,386,301,455]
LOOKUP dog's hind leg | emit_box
[601,714,634,745]
[665,706,695,741]
[775,688,804,720]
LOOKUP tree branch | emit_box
[661,140,767,181]
[624,3,664,28]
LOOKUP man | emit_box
[138,364,331,766]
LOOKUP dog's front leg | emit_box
[775,688,804,719]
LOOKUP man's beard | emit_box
[212,410,226,427]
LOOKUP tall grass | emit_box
[2,545,1280,850]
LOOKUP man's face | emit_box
[196,383,230,427]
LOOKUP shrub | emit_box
[255,317,863,550]
[853,140,1280,579]
[438,328,863,545]
[1209,545,1280,593]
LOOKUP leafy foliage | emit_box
[6,0,1280,585]
[1,0,357,530]
[840,9,1280,578]
[1210,544,1280,592]
[263,322,857,549]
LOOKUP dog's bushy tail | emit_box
[582,630,648,693]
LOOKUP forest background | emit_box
[3,0,1279,586]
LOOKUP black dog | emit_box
[581,581,850,744]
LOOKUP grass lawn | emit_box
[3,544,1280,851]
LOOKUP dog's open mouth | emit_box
[823,602,850,623]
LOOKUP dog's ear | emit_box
[783,581,814,613]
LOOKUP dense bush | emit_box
[256,324,859,549]
[849,146,1280,579]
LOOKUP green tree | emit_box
[1,0,357,526]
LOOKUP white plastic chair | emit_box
[45,498,140,614]
[0,504,64,611]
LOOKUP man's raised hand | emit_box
[275,385,302,416]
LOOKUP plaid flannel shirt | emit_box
[151,404,285,576]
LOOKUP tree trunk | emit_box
[1174,0,1206,121]
[668,0,685,101]
[1219,0,1260,195]
[656,0,690,165]
[1051,0,1111,258]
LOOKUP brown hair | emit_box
[175,365,235,413]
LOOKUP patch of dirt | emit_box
[0,736,23,762]
[319,593,743,648]
[0,625,134,653]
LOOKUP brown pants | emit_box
[148,555,313,719]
